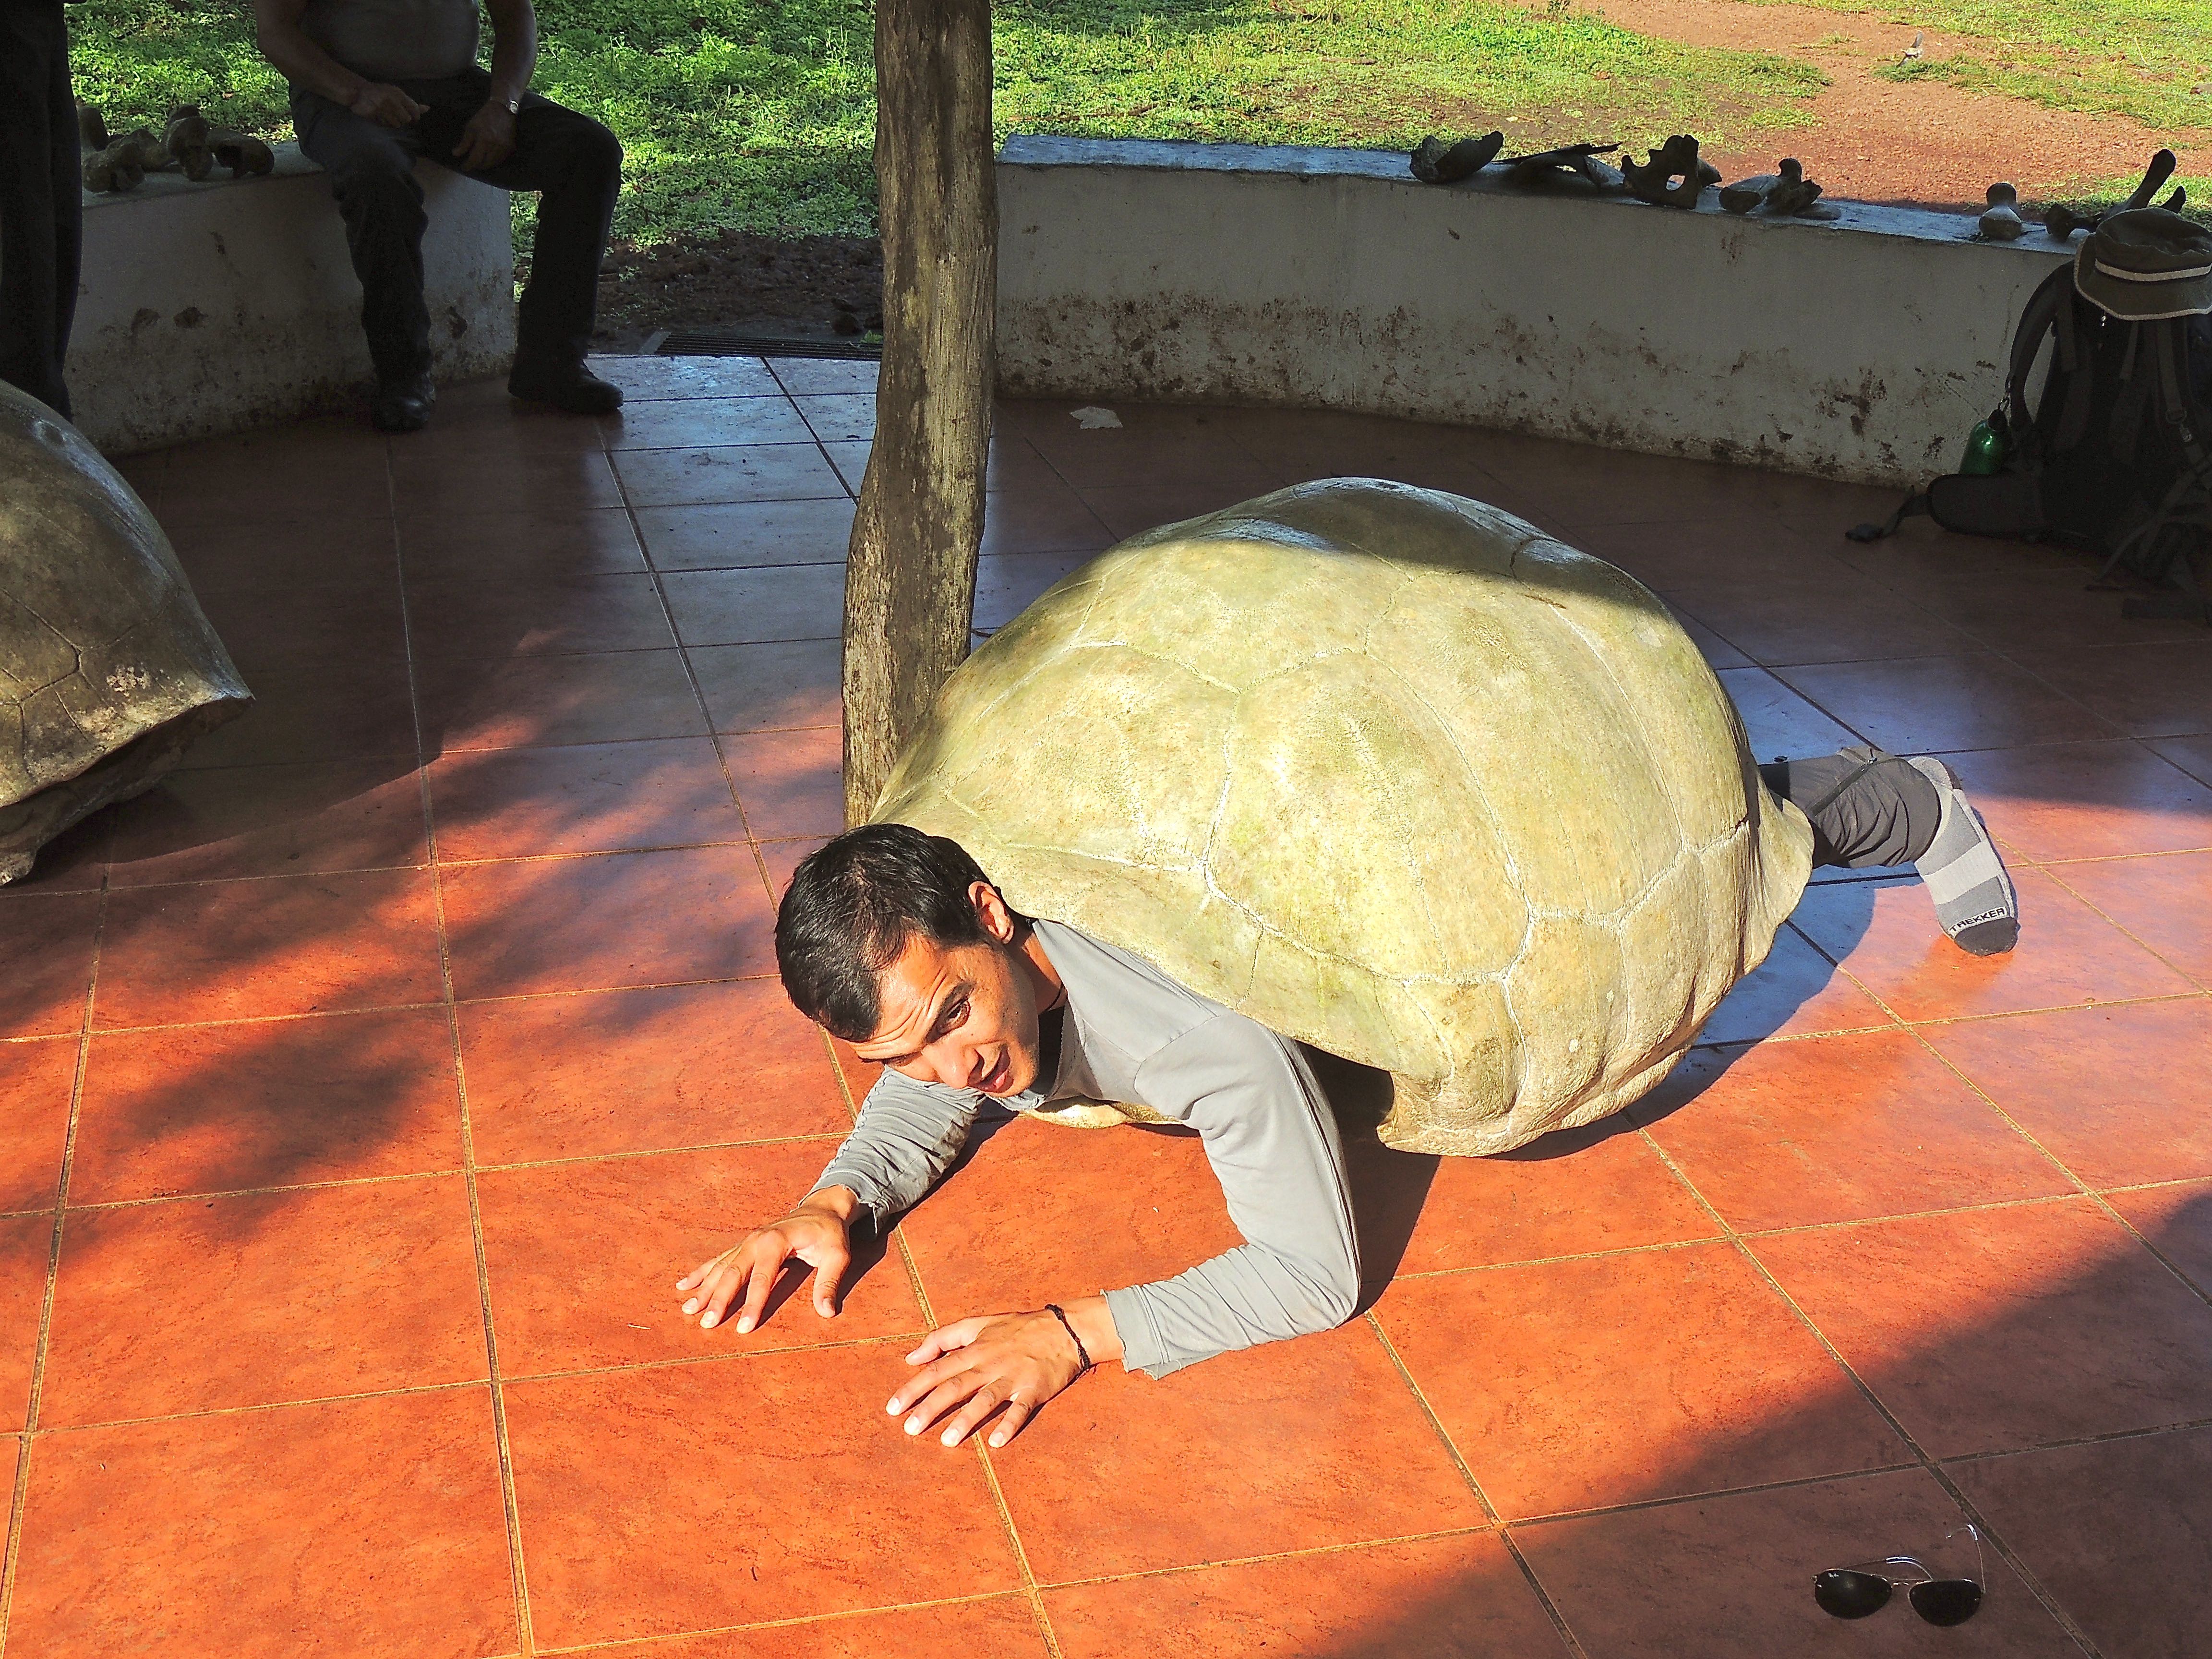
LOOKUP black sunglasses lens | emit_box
[1910,1578,1984,1627]
[1815,1569,1893,1619]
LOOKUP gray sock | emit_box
[1903,756,2020,956]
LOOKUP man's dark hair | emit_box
[775,823,998,1040]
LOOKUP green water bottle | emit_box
[1959,409,2011,475]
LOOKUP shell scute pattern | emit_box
[877,479,1812,1155]
[1,381,249,882]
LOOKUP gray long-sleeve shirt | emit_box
[810,919,1361,1378]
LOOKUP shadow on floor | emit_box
[1286,1187,2212,1659]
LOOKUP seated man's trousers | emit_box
[291,68,621,385]
[0,0,82,418]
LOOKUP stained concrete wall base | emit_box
[996,136,2072,488]
[71,143,517,455]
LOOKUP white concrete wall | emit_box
[997,137,2072,486]
[71,143,517,455]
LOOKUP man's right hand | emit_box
[349,83,428,127]
[676,1187,858,1334]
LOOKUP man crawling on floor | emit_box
[673,480,2020,1447]
[676,754,2012,1450]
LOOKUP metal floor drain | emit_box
[649,326,881,361]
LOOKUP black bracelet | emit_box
[1043,1303,1092,1374]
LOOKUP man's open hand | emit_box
[349,83,428,128]
[888,1310,1089,1450]
[452,101,518,169]
[677,1190,855,1334]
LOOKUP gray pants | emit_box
[1759,746,1941,869]
[0,0,79,417]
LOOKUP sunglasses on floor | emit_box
[1815,1524,1985,1627]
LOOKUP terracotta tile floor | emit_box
[1,358,2208,1658]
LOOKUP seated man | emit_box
[677,747,2011,1451]
[253,0,624,432]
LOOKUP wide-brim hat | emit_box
[2074,207,2212,322]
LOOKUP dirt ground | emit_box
[1559,0,2212,211]
[589,0,2207,345]
[589,230,882,352]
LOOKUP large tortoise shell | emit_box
[875,479,1811,1155]
[0,381,248,883]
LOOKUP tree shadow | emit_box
[1288,1189,2212,1659]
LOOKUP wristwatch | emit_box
[503,95,521,114]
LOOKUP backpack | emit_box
[1850,228,2212,622]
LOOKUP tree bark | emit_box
[842,0,997,826]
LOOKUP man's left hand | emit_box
[452,101,518,169]
[888,1310,1090,1449]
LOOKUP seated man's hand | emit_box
[452,101,519,170]
[889,1309,1092,1450]
[349,83,429,128]
[676,1188,856,1334]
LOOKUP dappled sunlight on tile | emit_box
[1788,870,2197,1023]
[427,737,745,860]
[1940,741,2212,863]
[1349,1116,1719,1277]
[6,1391,516,1657]
[1637,1031,2071,1230]
[5,370,2205,1656]
[479,1139,921,1376]
[1376,1244,1907,1519]
[2049,850,2212,986]
[41,1177,487,1425]
[1520,1468,2080,1659]
[439,845,775,999]
[0,1038,76,1214]
[0,1214,48,1431]
[459,980,851,1163]
[503,1346,1022,1647]
[1694,922,1898,1044]
[1752,1198,2212,1457]
[95,868,444,1028]
[1046,1533,1566,1659]
[997,1320,1483,1581]
[1924,1000,2212,1190]
[73,1008,463,1203]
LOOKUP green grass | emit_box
[66,1,291,138]
[68,0,1826,248]
[1746,0,2212,134]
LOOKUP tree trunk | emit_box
[841,0,997,826]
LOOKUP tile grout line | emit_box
[1904,1024,2212,1310]
[808,894,1067,1659]
[0,869,107,1657]
[524,1586,1030,1655]
[20,962,2195,1051]
[1935,1414,2212,1467]
[1629,1124,2110,1659]
[1501,1461,1925,1532]
[29,1337,931,1440]
[0,1127,851,1221]
[897,1220,1066,1659]
[1362,1313,1590,1659]
[1028,1521,1499,1593]
[2038,858,2212,994]
[396,467,539,1659]
[604,375,811,890]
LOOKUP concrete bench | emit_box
[70,141,516,455]
[997,135,2071,488]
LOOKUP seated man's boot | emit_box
[507,356,624,415]
[370,373,435,434]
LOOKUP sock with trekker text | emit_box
[1903,755,2020,957]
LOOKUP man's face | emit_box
[849,912,1046,1098]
